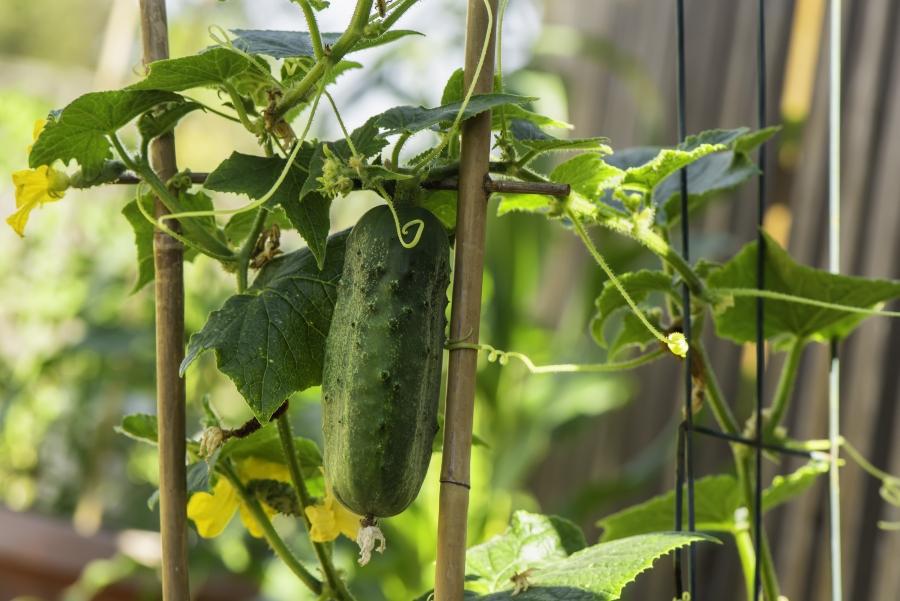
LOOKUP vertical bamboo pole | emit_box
[139,2,190,599]
[434,1,498,599]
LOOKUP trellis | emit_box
[670,1,844,600]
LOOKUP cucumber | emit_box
[322,204,450,519]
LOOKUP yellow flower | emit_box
[7,120,69,237]
[666,332,689,358]
[187,458,291,539]
[305,481,361,543]
[27,119,47,154]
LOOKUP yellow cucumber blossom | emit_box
[666,332,689,358]
[305,477,361,543]
[7,120,70,237]
[187,458,290,538]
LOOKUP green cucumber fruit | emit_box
[322,204,450,518]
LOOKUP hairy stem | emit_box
[295,0,325,59]
[273,0,373,120]
[219,461,323,595]
[276,415,357,601]
[223,82,256,134]
[764,336,805,438]
[733,522,756,601]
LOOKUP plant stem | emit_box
[219,461,323,595]
[295,0,325,59]
[223,82,256,134]
[764,337,805,438]
[236,209,267,292]
[734,522,756,601]
[275,415,357,601]
[273,0,373,121]
[391,131,412,168]
[693,340,741,435]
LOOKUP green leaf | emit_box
[122,195,156,293]
[223,207,292,246]
[219,423,323,479]
[550,154,624,200]
[607,309,664,359]
[282,192,331,270]
[137,100,203,142]
[762,458,829,511]
[419,190,457,230]
[129,47,258,92]
[465,511,582,591]
[115,414,158,445]
[510,120,610,157]
[231,29,343,58]
[499,104,572,131]
[604,128,778,225]
[465,511,714,600]
[204,150,330,268]
[375,94,533,135]
[597,474,742,542]
[620,143,724,192]
[29,90,179,173]
[228,29,422,58]
[495,193,554,217]
[589,270,675,355]
[598,459,830,542]
[707,232,900,344]
[180,231,348,421]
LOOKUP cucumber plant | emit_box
[10,0,900,600]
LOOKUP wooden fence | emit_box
[532,1,900,599]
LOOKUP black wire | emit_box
[674,0,696,597]
[692,425,815,459]
[755,0,768,599]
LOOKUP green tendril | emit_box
[376,183,424,248]
[715,287,900,319]
[414,0,493,173]
[445,342,666,373]
[566,207,687,357]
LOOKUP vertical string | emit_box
[828,1,843,600]
[674,0,696,598]
[754,0,768,599]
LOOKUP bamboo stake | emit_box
[434,1,498,599]
[139,2,189,599]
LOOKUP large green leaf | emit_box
[598,459,829,542]
[463,511,713,600]
[551,154,623,200]
[229,29,422,58]
[375,93,533,134]
[466,512,586,592]
[231,29,343,58]
[605,128,777,225]
[707,232,900,344]
[129,47,259,92]
[180,231,348,421]
[620,144,723,192]
[29,90,178,173]
[204,150,330,268]
[509,119,610,157]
